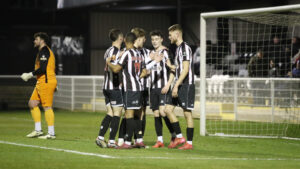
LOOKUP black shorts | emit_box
[103,89,123,107]
[166,84,195,110]
[123,90,142,110]
[150,88,169,111]
[141,88,149,107]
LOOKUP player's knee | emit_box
[28,100,38,109]
[43,106,52,111]
[153,110,160,117]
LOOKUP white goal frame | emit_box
[200,4,300,136]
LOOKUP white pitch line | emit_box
[0,140,114,159]
[1,140,300,161]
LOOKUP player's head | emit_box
[256,49,264,58]
[109,28,123,44]
[124,32,137,48]
[150,30,163,49]
[131,27,146,48]
[168,24,182,44]
[34,32,49,48]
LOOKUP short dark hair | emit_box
[150,30,163,38]
[34,32,49,44]
[168,24,182,32]
[125,32,137,44]
[131,27,146,38]
[109,29,122,41]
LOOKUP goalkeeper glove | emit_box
[21,72,33,82]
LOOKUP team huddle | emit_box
[20,24,195,150]
[97,24,195,150]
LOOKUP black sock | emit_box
[142,114,146,136]
[118,118,126,139]
[154,117,163,137]
[133,116,138,140]
[98,115,112,137]
[187,128,194,142]
[163,116,174,134]
[109,116,121,141]
[125,118,135,142]
[171,122,182,135]
[135,120,143,139]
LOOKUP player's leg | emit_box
[165,104,185,148]
[150,88,163,148]
[96,90,113,147]
[107,89,124,148]
[27,87,43,138]
[38,82,57,139]
[96,104,113,148]
[178,84,195,150]
[117,114,126,146]
[159,92,176,141]
[117,91,141,149]
[141,89,149,136]
[108,106,122,148]
[132,108,145,148]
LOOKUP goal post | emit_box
[200,4,300,138]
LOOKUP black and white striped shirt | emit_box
[175,42,194,85]
[139,48,151,90]
[103,46,122,90]
[118,48,143,92]
[147,49,170,89]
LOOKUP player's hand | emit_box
[106,57,112,63]
[172,86,178,98]
[167,62,176,71]
[20,72,33,82]
[161,85,170,94]
[154,53,164,63]
[149,51,156,60]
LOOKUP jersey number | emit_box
[134,62,141,74]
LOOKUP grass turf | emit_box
[0,110,300,169]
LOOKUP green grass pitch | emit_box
[0,110,300,169]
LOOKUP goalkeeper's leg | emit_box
[27,100,43,137]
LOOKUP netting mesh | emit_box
[204,11,300,138]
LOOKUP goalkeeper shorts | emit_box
[30,81,57,107]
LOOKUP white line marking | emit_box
[0,140,114,159]
[1,140,300,161]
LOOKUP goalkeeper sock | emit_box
[98,115,112,137]
[30,107,41,131]
[45,109,55,126]
[45,109,55,135]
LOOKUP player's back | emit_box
[35,46,56,83]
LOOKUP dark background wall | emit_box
[0,0,295,76]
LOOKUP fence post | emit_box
[92,78,96,112]
[71,77,75,111]
[233,78,238,120]
[271,79,275,123]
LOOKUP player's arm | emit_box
[106,57,122,73]
[140,68,148,78]
[161,66,175,94]
[21,48,49,81]
[172,61,189,97]
[145,52,163,70]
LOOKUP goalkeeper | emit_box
[21,32,57,139]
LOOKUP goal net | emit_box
[200,5,300,139]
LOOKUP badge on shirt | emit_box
[40,55,47,61]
